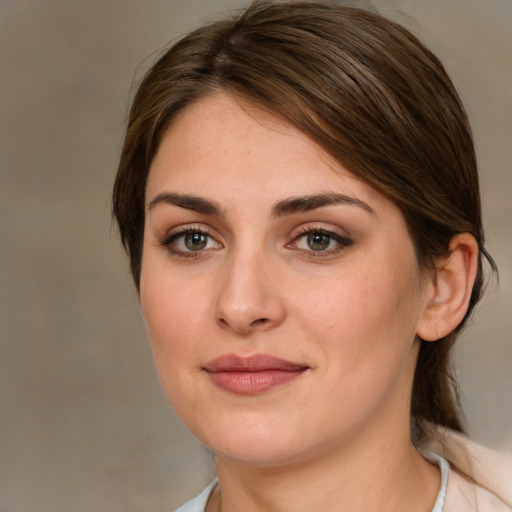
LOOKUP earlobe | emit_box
[416,233,479,342]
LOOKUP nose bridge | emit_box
[214,243,285,334]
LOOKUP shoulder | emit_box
[445,469,511,512]
[174,480,218,512]
[426,428,512,512]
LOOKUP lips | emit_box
[203,354,309,395]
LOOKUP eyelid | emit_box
[288,225,353,257]
[158,222,216,242]
[159,224,222,256]
[156,222,352,259]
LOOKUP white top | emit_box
[175,479,218,512]
[424,450,450,512]
[175,451,449,512]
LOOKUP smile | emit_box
[203,354,309,396]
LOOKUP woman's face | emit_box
[140,93,431,466]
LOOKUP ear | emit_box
[416,233,479,342]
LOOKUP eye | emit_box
[292,228,352,255]
[183,232,209,251]
[160,228,221,256]
[304,232,333,251]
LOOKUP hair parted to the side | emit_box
[112,0,496,442]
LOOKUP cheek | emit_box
[296,259,422,381]
[301,267,418,338]
[140,245,211,340]
[299,270,421,431]
[139,260,211,399]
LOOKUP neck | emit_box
[209,420,439,512]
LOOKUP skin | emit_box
[140,93,445,511]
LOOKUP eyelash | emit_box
[291,226,353,258]
[158,226,353,259]
[159,225,218,258]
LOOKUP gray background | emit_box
[1,1,511,511]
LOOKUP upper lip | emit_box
[203,354,309,372]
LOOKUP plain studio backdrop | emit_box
[1,1,511,511]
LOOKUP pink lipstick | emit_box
[203,354,308,395]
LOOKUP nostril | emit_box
[251,318,269,326]
[216,315,271,333]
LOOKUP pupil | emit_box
[307,233,330,251]
[185,232,207,250]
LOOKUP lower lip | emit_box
[206,369,306,395]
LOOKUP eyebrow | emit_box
[270,193,374,218]
[148,191,374,217]
[148,193,224,216]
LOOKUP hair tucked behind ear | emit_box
[412,333,463,440]
[112,1,496,442]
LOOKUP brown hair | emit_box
[112,1,496,442]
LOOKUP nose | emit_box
[213,251,286,335]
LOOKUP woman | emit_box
[112,1,511,511]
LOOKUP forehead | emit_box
[150,93,325,178]
[146,93,392,217]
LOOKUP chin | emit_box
[192,414,318,467]
[214,439,308,467]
